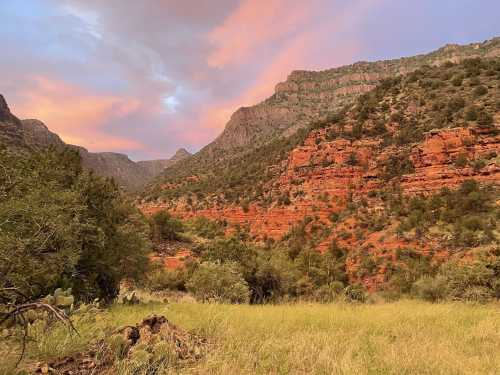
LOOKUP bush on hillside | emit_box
[145,266,187,292]
[412,275,448,302]
[150,210,184,242]
[314,281,344,302]
[440,258,497,303]
[189,216,224,239]
[476,111,494,128]
[394,180,498,247]
[465,106,478,121]
[343,284,367,303]
[473,85,488,97]
[381,152,415,180]
[186,262,250,303]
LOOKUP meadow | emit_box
[2,300,499,374]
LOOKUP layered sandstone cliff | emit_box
[205,37,500,154]
[142,52,500,272]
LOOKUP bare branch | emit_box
[0,300,79,367]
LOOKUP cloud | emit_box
[198,0,373,132]
[207,0,315,68]
[1,0,499,160]
[11,76,144,151]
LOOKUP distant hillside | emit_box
[0,96,190,190]
[150,37,500,190]
[141,53,500,287]
[137,148,191,177]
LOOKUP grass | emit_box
[1,300,500,374]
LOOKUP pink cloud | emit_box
[10,76,144,151]
[200,1,373,133]
[2,0,404,160]
[207,0,316,68]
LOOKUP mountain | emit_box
[0,95,190,190]
[0,94,25,147]
[210,37,500,152]
[141,47,500,287]
[137,148,191,177]
[148,37,500,190]
[75,147,190,191]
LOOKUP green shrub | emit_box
[447,96,465,113]
[412,276,447,302]
[381,152,415,180]
[454,153,468,168]
[151,210,184,241]
[189,217,224,239]
[464,106,478,121]
[146,267,186,291]
[473,85,488,97]
[394,180,498,248]
[186,262,250,303]
[346,152,359,166]
[471,159,486,172]
[477,111,494,128]
[439,258,497,303]
[328,212,340,223]
[343,284,366,303]
[451,76,463,87]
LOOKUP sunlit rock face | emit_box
[206,38,500,153]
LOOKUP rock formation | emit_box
[0,95,191,190]
[142,49,500,283]
[203,37,500,154]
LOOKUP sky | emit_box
[1,0,500,160]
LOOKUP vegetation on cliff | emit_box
[144,56,499,210]
[145,176,499,303]
[142,57,499,298]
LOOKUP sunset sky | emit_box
[1,0,500,160]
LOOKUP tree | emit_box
[477,111,494,128]
[186,262,250,303]
[73,173,150,302]
[0,147,150,304]
[150,210,184,242]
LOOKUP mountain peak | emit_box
[172,148,191,159]
[0,94,15,122]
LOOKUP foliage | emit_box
[410,248,500,303]
[439,251,499,302]
[188,216,225,239]
[186,262,250,303]
[380,152,415,180]
[412,276,448,302]
[0,147,150,304]
[144,266,187,292]
[150,210,184,242]
[343,284,367,303]
[395,180,498,247]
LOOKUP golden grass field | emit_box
[2,300,500,374]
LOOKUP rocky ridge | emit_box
[202,37,500,153]
[0,95,191,190]
[141,54,500,288]
[152,37,500,205]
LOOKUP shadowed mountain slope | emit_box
[0,96,190,190]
